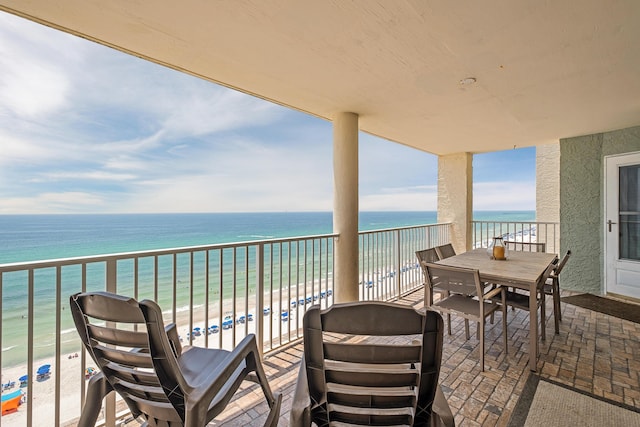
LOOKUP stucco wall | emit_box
[437,153,472,254]
[536,144,560,252]
[560,125,640,294]
[536,144,560,223]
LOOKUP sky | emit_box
[0,12,536,214]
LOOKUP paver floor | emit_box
[209,289,640,426]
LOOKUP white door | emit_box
[605,151,640,299]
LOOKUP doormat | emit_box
[508,374,640,427]
[561,293,640,324]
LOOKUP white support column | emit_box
[437,153,473,252]
[333,112,359,303]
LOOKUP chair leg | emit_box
[540,291,546,342]
[447,313,452,335]
[553,277,562,332]
[479,320,485,372]
[237,335,281,425]
[502,290,508,357]
[464,319,470,340]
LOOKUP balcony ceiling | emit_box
[2,1,640,155]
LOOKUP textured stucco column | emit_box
[333,112,359,302]
[437,153,473,253]
[536,143,560,252]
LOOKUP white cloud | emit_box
[473,181,536,211]
[360,184,438,211]
[0,13,85,118]
[0,192,106,214]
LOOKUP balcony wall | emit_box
[560,125,640,294]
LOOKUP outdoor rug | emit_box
[509,375,640,427]
[561,293,640,324]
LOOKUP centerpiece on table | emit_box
[488,236,508,260]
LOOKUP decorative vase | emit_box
[489,237,508,260]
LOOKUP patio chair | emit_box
[434,243,456,259]
[496,260,556,341]
[500,241,547,313]
[424,263,507,371]
[70,291,281,427]
[296,301,454,427]
[416,247,467,335]
[544,250,572,334]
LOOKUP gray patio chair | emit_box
[70,291,281,427]
[544,250,572,334]
[495,260,556,341]
[416,247,467,335]
[297,301,454,427]
[434,243,456,259]
[500,241,547,314]
[424,263,507,371]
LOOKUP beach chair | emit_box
[36,364,51,380]
[291,301,454,426]
[70,291,281,427]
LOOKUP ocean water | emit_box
[0,211,535,264]
[0,211,534,367]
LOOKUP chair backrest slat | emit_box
[87,324,149,348]
[323,342,422,364]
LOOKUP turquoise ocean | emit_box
[0,211,533,367]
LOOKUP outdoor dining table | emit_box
[432,248,557,372]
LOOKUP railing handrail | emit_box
[0,223,454,271]
[0,232,341,272]
[472,220,558,225]
[359,222,452,235]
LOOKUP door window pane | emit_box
[619,165,640,261]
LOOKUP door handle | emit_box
[607,219,617,232]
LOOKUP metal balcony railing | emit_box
[0,222,450,426]
[471,220,560,254]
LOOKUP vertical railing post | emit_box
[255,244,264,358]
[395,229,401,299]
[105,259,117,427]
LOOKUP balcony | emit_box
[1,221,638,426]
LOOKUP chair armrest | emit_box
[483,285,504,300]
[184,334,277,427]
[77,372,114,427]
[165,322,182,357]
[289,358,312,427]
[431,385,455,427]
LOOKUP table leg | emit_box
[529,289,538,371]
